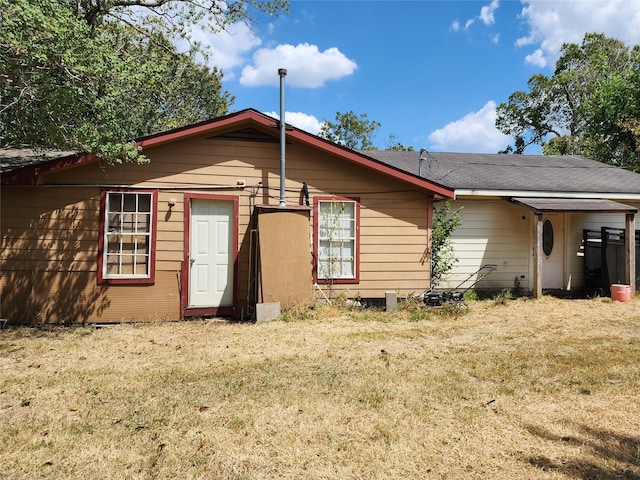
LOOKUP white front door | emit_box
[541,214,564,289]
[189,199,234,307]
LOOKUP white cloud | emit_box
[428,101,511,153]
[454,0,499,31]
[517,0,640,67]
[480,0,500,25]
[264,111,323,135]
[524,48,547,68]
[175,22,261,75]
[240,43,358,87]
[515,33,534,48]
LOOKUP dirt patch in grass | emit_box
[1,296,639,479]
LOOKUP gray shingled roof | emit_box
[362,151,640,195]
[0,148,75,173]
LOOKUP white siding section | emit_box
[440,199,531,291]
[443,199,639,293]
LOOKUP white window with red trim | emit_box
[99,190,157,284]
[314,197,359,283]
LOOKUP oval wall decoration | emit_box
[543,219,554,256]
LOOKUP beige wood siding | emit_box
[2,134,435,322]
[1,187,181,323]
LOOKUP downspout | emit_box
[278,68,287,206]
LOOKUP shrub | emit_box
[431,202,462,287]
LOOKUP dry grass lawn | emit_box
[1,296,639,479]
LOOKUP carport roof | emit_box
[511,197,638,214]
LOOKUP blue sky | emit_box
[191,0,640,153]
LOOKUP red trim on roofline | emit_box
[1,108,454,198]
[284,130,454,198]
[137,109,269,148]
[1,110,264,186]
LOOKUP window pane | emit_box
[138,194,151,212]
[135,259,149,275]
[135,235,149,254]
[120,235,135,253]
[318,242,331,259]
[340,241,354,258]
[318,260,328,278]
[136,213,150,233]
[121,213,136,232]
[123,194,137,212]
[318,203,332,239]
[107,212,120,232]
[339,258,353,277]
[106,235,121,253]
[106,254,120,274]
[120,255,135,275]
[109,193,123,212]
[342,202,354,223]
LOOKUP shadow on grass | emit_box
[525,423,640,479]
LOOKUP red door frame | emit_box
[182,193,239,319]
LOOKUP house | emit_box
[0,109,453,324]
[365,151,640,297]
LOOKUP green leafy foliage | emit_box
[319,111,381,150]
[385,133,414,151]
[431,202,462,287]
[496,33,640,171]
[0,0,288,164]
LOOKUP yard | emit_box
[1,296,639,479]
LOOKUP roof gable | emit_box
[206,127,280,143]
[1,109,453,198]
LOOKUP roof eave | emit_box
[511,197,639,214]
[0,110,272,185]
[453,189,640,200]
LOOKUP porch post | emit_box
[626,213,636,292]
[533,213,543,298]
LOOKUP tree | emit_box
[319,111,381,150]
[579,46,640,170]
[430,202,462,287]
[0,0,288,163]
[496,33,640,171]
[385,133,414,151]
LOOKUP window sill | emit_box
[315,278,359,285]
[98,277,155,286]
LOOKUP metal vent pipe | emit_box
[278,68,287,206]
